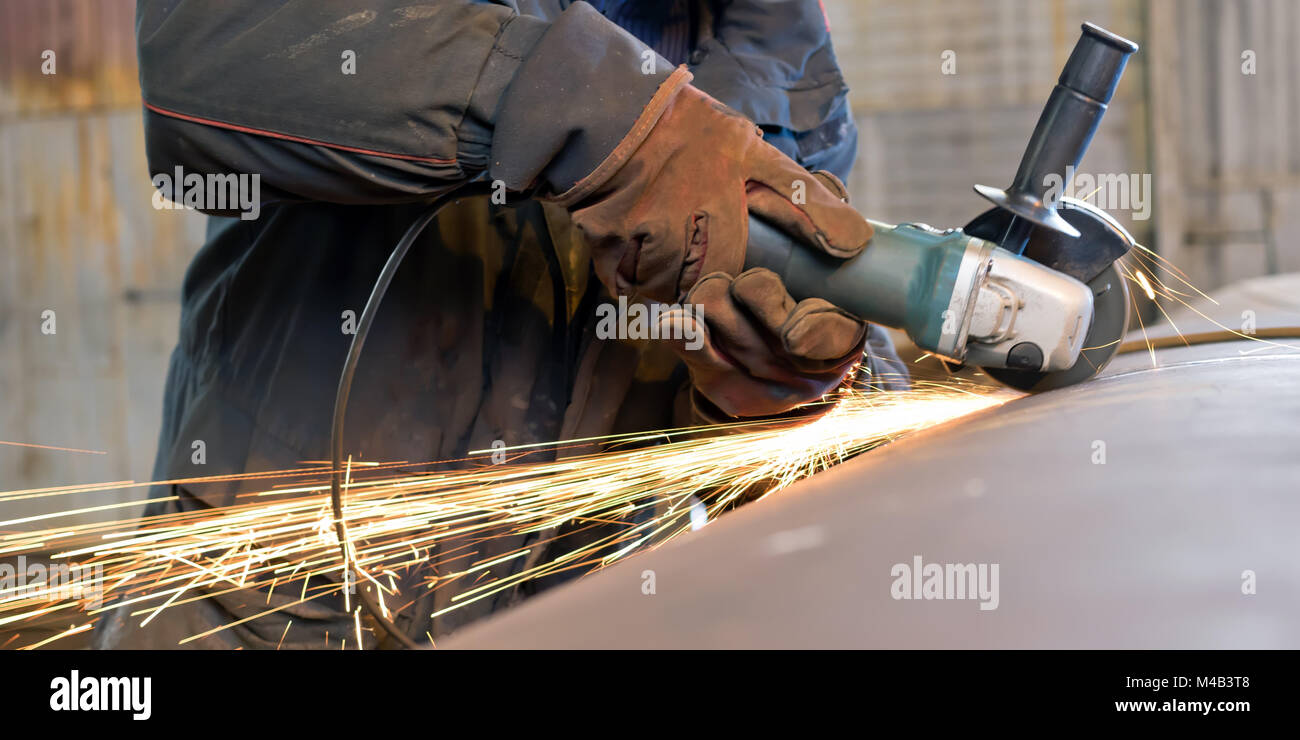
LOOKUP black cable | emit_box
[330,182,494,649]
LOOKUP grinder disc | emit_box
[964,198,1135,392]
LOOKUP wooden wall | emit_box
[825,0,1300,291]
[0,0,206,525]
[0,0,1296,524]
[1149,0,1300,288]
[825,0,1152,257]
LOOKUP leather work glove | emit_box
[551,67,872,306]
[550,68,874,418]
[659,268,867,419]
[553,66,878,418]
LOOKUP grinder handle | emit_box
[1007,23,1139,205]
[977,23,1139,250]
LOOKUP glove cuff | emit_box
[688,385,844,428]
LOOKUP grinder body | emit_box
[745,216,1094,373]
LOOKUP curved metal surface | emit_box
[444,340,1300,649]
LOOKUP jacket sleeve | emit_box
[136,1,673,210]
[690,0,858,181]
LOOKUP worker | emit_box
[94,0,907,649]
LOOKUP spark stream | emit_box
[0,381,1009,647]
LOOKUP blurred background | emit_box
[1,0,1298,518]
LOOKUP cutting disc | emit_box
[964,198,1135,392]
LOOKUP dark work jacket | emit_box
[94,0,901,649]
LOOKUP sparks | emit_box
[0,440,107,456]
[10,245,1291,650]
[0,380,1009,647]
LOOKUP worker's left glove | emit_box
[548,68,871,305]
[658,267,867,419]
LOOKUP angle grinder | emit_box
[745,22,1140,392]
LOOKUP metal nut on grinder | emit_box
[961,252,1094,373]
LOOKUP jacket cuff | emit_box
[488,1,673,194]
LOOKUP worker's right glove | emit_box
[658,268,868,419]
[550,66,872,306]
